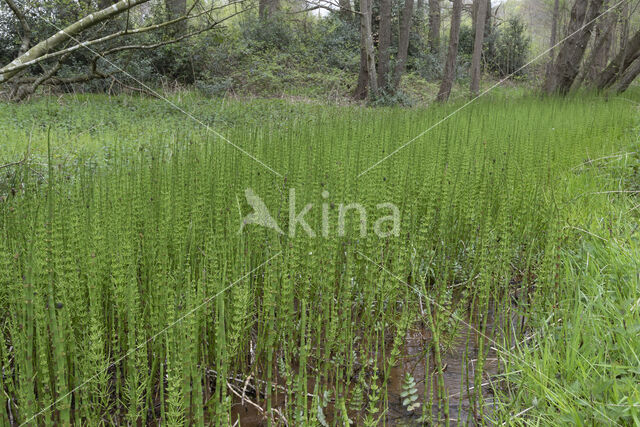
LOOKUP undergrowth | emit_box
[494,132,640,425]
[0,92,638,425]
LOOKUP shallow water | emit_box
[229,318,501,426]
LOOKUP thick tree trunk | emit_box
[618,0,629,53]
[392,0,415,91]
[543,0,560,90]
[354,0,377,99]
[354,49,369,99]
[583,11,616,83]
[437,0,462,101]
[613,55,640,93]
[427,0,441,54]
[377,0,392,90]
[0,0,150,84]
[484,0,492,37]
[545,0,605,94]
[596,29,640,90]
[593,14,615,71]
[470,0,488,95]
[614,1,629,82]
[362,0,377,94]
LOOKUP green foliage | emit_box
[400,373,420,412]
[494,133,640,424]
[0,92,637,424]
[192,12,359,98]
[458,24,475,57]
[486,17,530,77]
[0,0,535,101]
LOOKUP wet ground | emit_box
[229,320,501,426]
[385,324,499,426]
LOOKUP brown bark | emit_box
[613,55,640,93]
[484,0,491,37]
[470,0,488,95]
[354,0,377,98]
[354,48,369,99]
[437,0,462,101]
[543,0,560,90]
[596,29,640,90]
[614,1,629,82]
[618,0,629,53]
[377,0,392,90]
[427,0,441,54]
[362,0,377,94]
[392,0,415,91]
[545,0,605,94]
[583,11,616,83]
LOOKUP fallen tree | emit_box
[0,0,247,100]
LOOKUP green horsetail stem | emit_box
[0,92,637,425]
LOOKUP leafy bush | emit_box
[241,15,295,51]
[458,25,474,56]
[486,17,530,77]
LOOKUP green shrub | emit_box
[486,17,530,77]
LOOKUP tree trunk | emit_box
[378,0,392,90]
[392,0,415,91]
[427,0,441,54]
[545,0,605,94]
[596,29,640,90]
[613,55,640,93]
[614,0,629,82]
[354,0,377,99]
[0,0,150,84]
[543,0,560,91]
[582,11,616,84]
[470,0,488,95]
[354,49,369,99]
[437,0,462,101]
[362,0,378,94]
[618,0,629,53]
[593,13,615,72]
[484,0,492,37]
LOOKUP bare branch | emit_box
[12,53,70,101]
[0,0,248,81]
[0,161,23,170]
[0,0,151,84]
[6,5,249,99]
[3,0,31,55]
[97,8,249,57]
